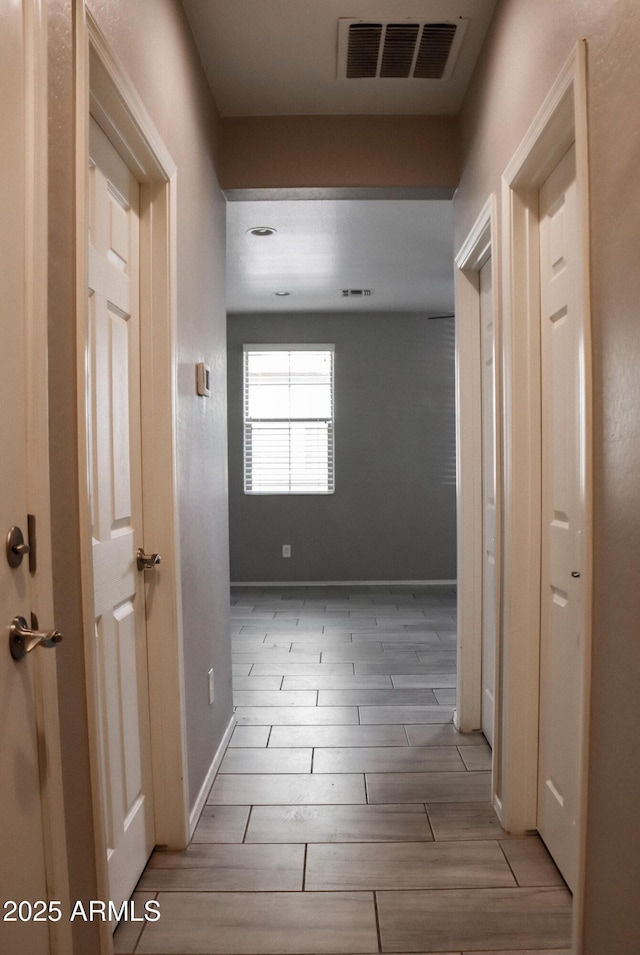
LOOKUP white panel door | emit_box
[479,258,497,746]
[88,117,155,912]
[537,143,584,892]
[0,4,54,953]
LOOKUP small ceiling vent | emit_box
[342,288,373,297]
[338,18,468,81]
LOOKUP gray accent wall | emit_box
[227,312,456,582]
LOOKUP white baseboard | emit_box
[188,712,236,840]
[230,579,457,588]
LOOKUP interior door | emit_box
[0,3,57,952]
[479,258,497,746]
[88,116,155,912]
[537,142,584,892]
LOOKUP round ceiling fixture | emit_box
[248,226,277,236]
[274,291,290,297]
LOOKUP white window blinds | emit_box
[243,345,335,495]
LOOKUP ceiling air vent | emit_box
[338,19,468,81]
[342,289,373,297]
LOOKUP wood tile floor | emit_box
[116,585,572,955]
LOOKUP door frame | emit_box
[500,41,592,947]
[22,1,73,950]
[454,196,502,805]
[74,8,189,943]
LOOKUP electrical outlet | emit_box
[282,544,291,558]
[208,668,214,704]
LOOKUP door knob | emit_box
[9,615,62,661]
[137,548,162,571]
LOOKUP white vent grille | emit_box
[338,18,468,81]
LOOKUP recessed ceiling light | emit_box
[274,291,290,297]
[248,226,277,236]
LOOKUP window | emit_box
[243,344,335,494]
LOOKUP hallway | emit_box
[115,586,571,954]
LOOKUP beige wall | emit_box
[456,1,640,951]
[219,114,459,190]
[47,3,231,950]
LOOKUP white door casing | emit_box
[479,258,497,747]
[0,2,71,953]
[454,197,500,775]
[89,116,155,911]
[499,43,591,945]
[537,143,584,892]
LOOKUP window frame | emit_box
[242,343,336,496]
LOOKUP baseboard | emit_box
[230,579,457,588]
[492,791,504,825]
[188,712,236,840]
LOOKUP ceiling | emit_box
[181,0,497,116]
[226,199,454,314]
[181,1,497,315]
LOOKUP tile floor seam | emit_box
[372,889,383,954]
[242,805,253,844]
[302,842,308,891]
[496,837,524,888]
[422,802,435,841]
